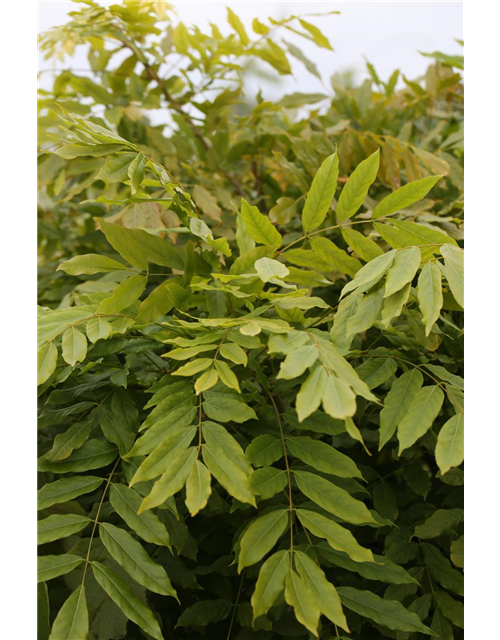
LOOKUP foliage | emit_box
[38,2,464,639]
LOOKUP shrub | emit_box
[38,3,464,639]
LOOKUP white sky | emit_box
[38,1,463,109]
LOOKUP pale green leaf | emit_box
[321,373,357,420]
[97,274,147,314]
[296,509,375,563]
[203,443,256,506]
[346,286,384,336]
[246,435,283,467]
[254,257,289,283]
[249,467,287,499]
[296,367,328,422]
[379,369,424,450]
[284,569,320,637]
[417,262,443,335]
[238,509,289,571]
[139,447,197,512]
[251,550,290,619]
[295,550,349,631]
[341,228,383,262]
[372,175,443,219]
[61,327,87,366]
[38,514,90,545]
[38,554,83,583]
[239,199,282,247]
[384,247,421,297]
[86,317,112,343]
[38,476,104,510]
[435,414,464,475]
[202,421,252,475]
[341,250,396,298]
[99,522,178,598]
[398,385,444,454]
[49,585,88,640]
[37,342,58,386]
[95,153,136,183]
[185,460,212,516]
[220,342,247,366]
[337,587,435,634]
[214,360,241,392]
[380,283,411,327]
[440,244,464,308]
[91,561,164,640]
[287,436,363,479]
[302,152,339,232]
[277,345,318,380]
[336,150,380,222]
[57,254,127,275]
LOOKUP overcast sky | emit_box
[38,1,463,103]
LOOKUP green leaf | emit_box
[38,476,104,510]
[302,151,339,232]
[202,421,252,475]
[38,439,117,474]
[249,467,287,499]
[61,327,87,366]
[341,250,396,298]
[330,293,362,352]
[48,585,88,640]
[337,587,435,635]
[435,414,464,475]
[98,401,135,456]
[247,435,283,467]
[296,367,328,422]
[336,150,380,222]
[57,254,127,275]
[239,199,282,247]
[137,284,174,322]
[203,443,256,506]
[38,554,83,582]
[98,219,184,270]
[450,536,464,569]
[317,542,418,585]
[254,257,289,283]
[38,583,50,640]
[346,286,384,336]
[128,152,146,194]
[417,262,443,335]
[413,508,464,539]
[195,367,219,394]
[384,247,421,297]
[422,543,464,596]
[185,460,212,516]
[220,342,247,366]
[296,509,375,563]
[227,7,249,44]
[321,373,357,420]
[86,317,112,343]
[440,244,464,307]
[374,219,456,257]
[298,18,332,50]
[38,342,58,386]
[434,591,464,629]
[310,237,362,278]
[294,470,377,525]
[203,390,257,423]
[294,550,349,631]
[379,369,424,450]
[251,550,290,619]
[287,436,363,479]
[97,274,147,314]
[238,509,289,571]
[176,599,232,628]
[38,514,90,545]
[356,357,398,390]
[342,227,383,262]
[380,283,411,327]
[277,345,318,380]
[215,360,241,392]
[284,569,320,637]
[95,153,136,182]
[91,561,164,640]
[139,447,197,512]
[127,405,196,457]
[99,522,178,598]
[109,483,171,547]
[398,385,444,454]
[372,175,443,218]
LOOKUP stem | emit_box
[81,457,120,584]
[225,573,245,640]
[266,390,294,561]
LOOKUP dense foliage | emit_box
[38,3,464,639]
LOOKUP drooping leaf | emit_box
[417,261,443,335]
[284,569,320,637]
[48,585,88,640]
[398,385,444,454]
[238,509,289,571]
[251,550,290,619]
[435,414,464,475]
[379,369,424,450]
[441,244,464,307]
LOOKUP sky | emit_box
[38,1,463,107]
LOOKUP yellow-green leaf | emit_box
[284,569,320,637]
[38,342,58,386]
[398,386,444,454]
[251,550,290,620]
[336,149,380,222]
[302,152,339,232]
[372,175,443,219]
[49,585,88,640]
[435,414,464,475]
[185,460,212,516]
[61,327,87,366]
[238,509,289,571]
[239,199,282,246]
[417,262,443,335]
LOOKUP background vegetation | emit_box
[37,2,464,639]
